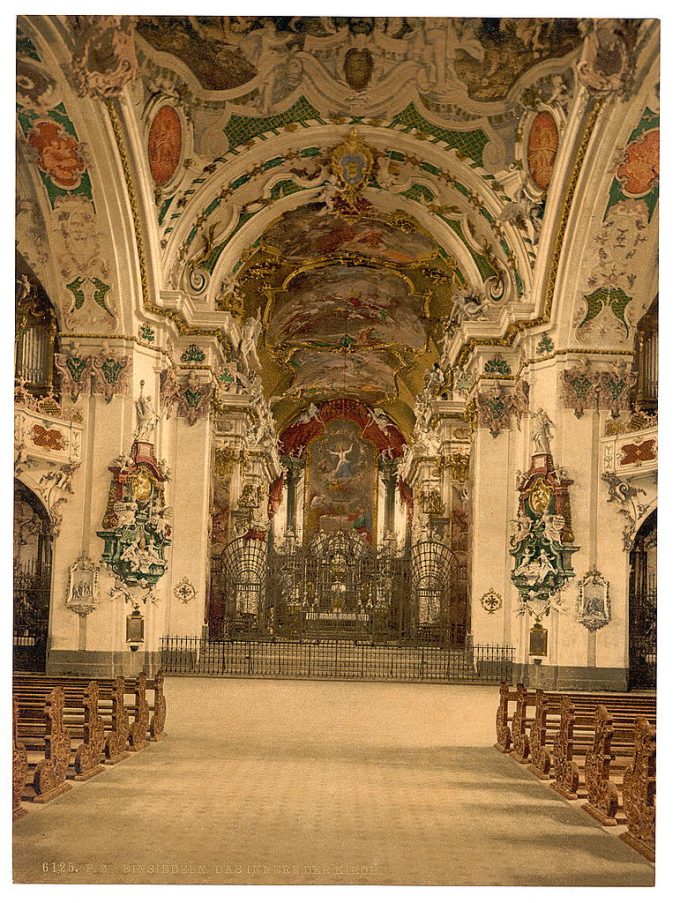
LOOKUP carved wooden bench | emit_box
[582,705,657,830]
[528,690,655,780]
[495,681,524,753]
[13,699,28,819]
[15,682,108,779]
[14,686,73,804]
[549,697,656,802]
[620,717,656,862]
[13,670,166,747]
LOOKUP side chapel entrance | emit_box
[628,509,657,689]
[13,479,53,672]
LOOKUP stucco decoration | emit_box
[177,372,213,426]
[90,343,130,403]
[16,199,48,271]
[52,196,117,330]
[601,472,652,551]
[575,19,639,97]
[575,568,611,631]
[71,15,139,99]
[65,554,100,617]
[136,17,580,110]
[575,201,652,346]
[159,364,182,418]
[561,359,636,419]
[475,379,529,438]
[481,588,503,614]
[53,342,92,402]
[36,462,82,537]
[98,440,172,586]
[16,54,62,112]
[510,412,578,609]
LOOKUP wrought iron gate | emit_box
[210,531,462,646]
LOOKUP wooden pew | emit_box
[17,686,73,804]
[528,689,555,779]
[495,681,524,753]
[529,690,655,781]
[621,717,656,862]
[15,681,114,767]
[13,671,166,746]
[550,696,655,800]
[582,705,657,828]
[13,699,28,819]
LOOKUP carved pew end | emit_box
[527,753,552,781]
[29,780,72,805]
[620,831,655,863]
[72,760,106,782]
[104,746,130,766]
[582,788,620,827]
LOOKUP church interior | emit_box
[12,14,660,887]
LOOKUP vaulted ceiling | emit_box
[16,16,657,439]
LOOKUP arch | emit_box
[13,479,53,672]
[548,25,660,353]
[628,508,656,690]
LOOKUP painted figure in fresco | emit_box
[298,402,323,425]
[530,408,554,456]
[329,444,354,479]
[367,407,392,436]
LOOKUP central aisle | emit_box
[13,677,654,886]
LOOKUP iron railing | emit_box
[159,636,514,684]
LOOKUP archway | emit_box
[628,509,656,689]
[13,479,53,671]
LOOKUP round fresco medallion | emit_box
[527,111,559,192]
[148,105,182,187]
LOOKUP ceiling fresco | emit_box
[230,161,463,428]
[136,17,581,108]
[261,207,438,265]
[268,265,426,353]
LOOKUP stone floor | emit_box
[12,677,655,886]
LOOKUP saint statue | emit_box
[530,408,554,456]
[134,381,159,442]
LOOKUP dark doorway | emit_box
[628,509,656,689]
[13,480,53,672]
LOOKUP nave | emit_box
[12,679,654,886]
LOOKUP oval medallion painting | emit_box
[527,111,559,192]
[148,105,182,187]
